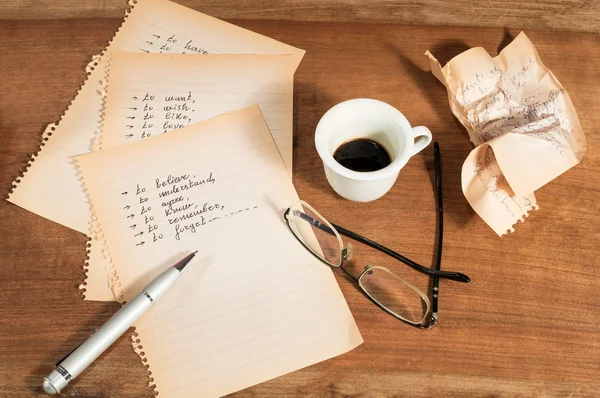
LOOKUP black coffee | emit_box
[333,138,391,172]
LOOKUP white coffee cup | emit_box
[315,98,432,202]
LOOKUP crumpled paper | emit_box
[426,32,585,235]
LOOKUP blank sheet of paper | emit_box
[76,106,362,396]
[6,0,303,300]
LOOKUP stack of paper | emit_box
[7,0,362,396]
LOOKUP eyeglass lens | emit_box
[288,202,342,267]
[359,266,429,324]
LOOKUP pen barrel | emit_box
[144,267,180,301]
[60,292,152,380]
[49,268,180,392]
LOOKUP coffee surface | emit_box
[333,138,391,172]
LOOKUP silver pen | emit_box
[43,251,197,394]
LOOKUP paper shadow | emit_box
[428,40,471,67]
[384,43,444,113]
[386,45,475,225]
[2,121,48,200]
[292,80,339,200]
[386,41,472,144]
[497,29,516,54]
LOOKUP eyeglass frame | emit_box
[283,142,467,328]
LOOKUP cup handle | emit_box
[411,126,433,156]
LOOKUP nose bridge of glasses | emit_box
[342,242,353,261]
[359,264,386,277]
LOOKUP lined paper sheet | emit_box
[99,52,295,170]
[87,52,296,301]
[81,241,117,302]
[6,0,303,300]
[76,106,362,396]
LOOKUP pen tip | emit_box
[173,251,197,273]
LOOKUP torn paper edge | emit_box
[5,53,101,203]
[461,143,540,237]
[6,0,140,301]
[47,0,156,391]
[74,153,158,394]
[92,52,111,153]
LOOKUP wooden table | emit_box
[1,17,599,397]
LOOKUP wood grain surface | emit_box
[2,0,600,34]
[1,17,600,397]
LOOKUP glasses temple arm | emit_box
[429,142,443,325]
[295,211,337,235]
[330,222,468,283]
[290,208,469,283]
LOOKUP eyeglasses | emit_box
[284,142,469,328]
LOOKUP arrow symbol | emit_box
[146,41,153,45]
[129,224,137,229]
[123,205,130,210]
[136,241,145,246]
[134,231,144,237]
[125,134,134,139]
[129,107,137,111]
[126,125,134,129]
[132,96,138,100]
[140,49,149,53]
[127,116,135,120]
[127,214,135,219]
[152,34,160,39]
[121,191,128,196]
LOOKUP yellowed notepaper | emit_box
[426,32,585,235]
[86,52,296,301]
[76,106,362,396]
[100,52,295,169]
[81,241,117,302]
[6,0,304,300]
